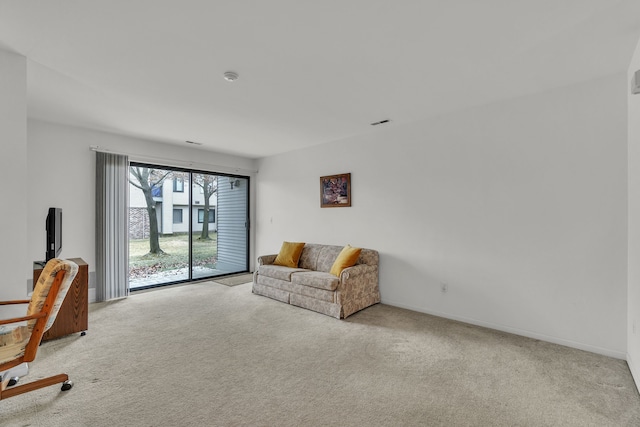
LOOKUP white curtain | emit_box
[95,152,129,301]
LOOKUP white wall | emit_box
[256,73,629,358]
[27,119,257,295]
[0,50,27,305]
[628,38,640,389]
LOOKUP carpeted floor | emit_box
[2,282,639,426]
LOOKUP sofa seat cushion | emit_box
[256,274,295,293]
[290,282,335,302]
[258,265,309,282]
[291,271,339,291]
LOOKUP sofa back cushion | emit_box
[298,244,325,271]
[298,244,378,273]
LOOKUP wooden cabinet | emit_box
[33,257,88,341]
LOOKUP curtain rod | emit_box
[89,145,258,175]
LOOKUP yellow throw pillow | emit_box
[273,241,305,268]
[330,244,362,276]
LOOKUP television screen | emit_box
[46,207,62,261]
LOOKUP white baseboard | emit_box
[627,352,640,394]
[382,299,626,360]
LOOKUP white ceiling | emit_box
[1,1,640,159]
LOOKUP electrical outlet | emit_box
[441,282,448,293]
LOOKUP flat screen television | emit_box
[46,207,63,261]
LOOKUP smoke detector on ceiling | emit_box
[223,71,239,82]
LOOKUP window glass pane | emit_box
[192,173,218,280]
[129,165,190,289]
[173,178,184,192]
[173,208,183,224]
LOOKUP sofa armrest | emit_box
[336,264,380,311]
[257,254,277,266]
[340,264,377,281]
[338,264,379,294]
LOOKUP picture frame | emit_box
[320,173,351,208]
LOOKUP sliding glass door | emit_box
[128,163,249,289]
[212,175,249,276]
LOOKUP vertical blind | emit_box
[95,151,129,301]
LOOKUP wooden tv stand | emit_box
[33,257,88,341]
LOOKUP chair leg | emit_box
[0,374,70,400]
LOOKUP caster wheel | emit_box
[7,377,19,387]
[61,380,73,391]
[80,331,86,336]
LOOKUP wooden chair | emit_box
[0,258,79,400]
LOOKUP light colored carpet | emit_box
[212,273,254,287]
[2,282,639,426]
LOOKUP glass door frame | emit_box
[128,161,250,291]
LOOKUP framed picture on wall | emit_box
[320,173,351,208]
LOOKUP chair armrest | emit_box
[0,300,32,326]
[0,300,30,305]
[0,312,46,326]
[258,254,277,266]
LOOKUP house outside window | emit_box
[173,178,184,192]
[198,208,215,223]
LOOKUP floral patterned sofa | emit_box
[252,243,380,319]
